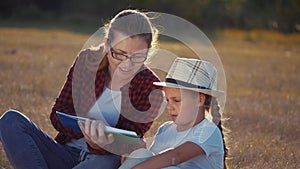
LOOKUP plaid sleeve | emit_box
[128,72,164,136]
[50,57,83,143]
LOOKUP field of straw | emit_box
[0,28,299,168]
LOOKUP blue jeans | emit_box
[73,153,120,169]
[0,110,121,169]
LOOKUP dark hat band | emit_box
[165,78,209,90]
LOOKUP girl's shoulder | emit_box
[192,119,222,140]
[195,118,217,129]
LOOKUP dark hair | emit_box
[204,95,229,169]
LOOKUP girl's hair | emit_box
[204,95,229,169]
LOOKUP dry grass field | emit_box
[0,28,299,168]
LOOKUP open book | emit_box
[56,111,139,138]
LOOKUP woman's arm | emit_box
[133,141,205,169]
[49,56,84,143]
[50,62,76,118]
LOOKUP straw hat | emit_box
[154,57,224,97]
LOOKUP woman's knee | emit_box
[0,110,29,130]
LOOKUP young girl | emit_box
[119,57,228,169]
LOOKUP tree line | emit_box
[0,0,299,33]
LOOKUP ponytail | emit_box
[211,97,221,125]
[205,96,228,169]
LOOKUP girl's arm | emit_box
[133,141,205,169]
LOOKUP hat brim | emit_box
[153,82,224,97]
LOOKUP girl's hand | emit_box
[78,119,114,149]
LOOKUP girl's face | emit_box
[106,31,148,88]
[164,87,204,131]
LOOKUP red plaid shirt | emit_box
[50,49,163,155]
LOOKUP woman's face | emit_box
[106,32,148,88]
[164,87,203,131]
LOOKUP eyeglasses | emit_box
[108,42,148,63]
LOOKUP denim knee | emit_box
[0,110,28,137]
[1,109,24,124]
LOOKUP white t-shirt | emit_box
[149,118,224,169]
[87,86,121,127]
[66,87,121,151]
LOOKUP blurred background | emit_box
[0,0,299,169]
[0,0,299,33]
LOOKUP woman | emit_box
[0,9,163,169]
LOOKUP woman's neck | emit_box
[105,69,123,91]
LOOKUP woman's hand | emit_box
[78,119,114,150]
